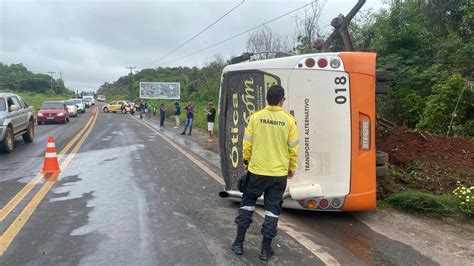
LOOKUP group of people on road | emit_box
[129,99,216,141]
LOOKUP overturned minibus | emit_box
[218,52,376,211]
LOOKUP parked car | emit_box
[97,95,106,102]
[70,98,85,113]
[63,100,78,117]
[37,101,70,124]
[0,93,35,153]
[102,100,130,113]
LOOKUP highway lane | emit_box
[0,109,438,265]
[0,108,92,208]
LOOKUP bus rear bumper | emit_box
[219,190,340,211]
[341,191,377,212]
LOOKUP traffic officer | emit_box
[231,85,299,261]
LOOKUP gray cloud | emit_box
[1,0,385,91]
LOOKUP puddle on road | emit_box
[51,144,156,265]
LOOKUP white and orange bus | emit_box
[218,52,376,212]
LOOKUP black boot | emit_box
[231,240,243,255]
[259,237,274,261]
[231,226,247,255]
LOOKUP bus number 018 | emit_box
[334,76,347,104]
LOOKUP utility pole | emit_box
[59,71,63,80]
[47,71,55,96]
[126,66,136,101]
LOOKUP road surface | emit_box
[0,106,441,265]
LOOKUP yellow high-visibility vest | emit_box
[243,106,299,176]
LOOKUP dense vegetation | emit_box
[0,63,72,96]
[99,1,473,136]
[0,63,74,109]
[352,1,474,136]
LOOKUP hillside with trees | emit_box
[0,63,72,95]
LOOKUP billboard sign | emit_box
[139,82,180,99]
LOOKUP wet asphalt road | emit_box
[0,107,438,265]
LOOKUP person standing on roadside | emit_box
[120,101,126,114]
[180,102,194,135]
[205,101,216,141]
[130,101,135,115]
[159,103,167,126]
[145,100,152,119]
[139,100,145,119]
[173,102,181,128]
[231,85,299,261]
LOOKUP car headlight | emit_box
[38,113,43,116]
[58,113,64,116]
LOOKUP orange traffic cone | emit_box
[42,136,60,174]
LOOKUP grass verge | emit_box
[1,90,73,110]
[382,190,472,217]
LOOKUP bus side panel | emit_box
[340,53,377,212]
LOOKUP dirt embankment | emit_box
[376,127,474,197]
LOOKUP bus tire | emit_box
[376,151,389,166]
[376,165,389,178]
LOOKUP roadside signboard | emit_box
[139,82,180,99]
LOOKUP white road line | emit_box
[135,117,339,265]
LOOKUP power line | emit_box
[126,66,136,101]
[155,2,314,67]
[140,0,245,69]
[47,71,56,96]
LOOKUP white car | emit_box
[97,95,106,102]
[83,96,95,106]
[63,100,78,117]
[70,98,85,114]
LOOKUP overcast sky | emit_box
[1,0,386,91]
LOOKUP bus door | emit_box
[287,68,352,202]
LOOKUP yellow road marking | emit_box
[0,115,95,222]
[0,112,98,256]
[133,116,339,265]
